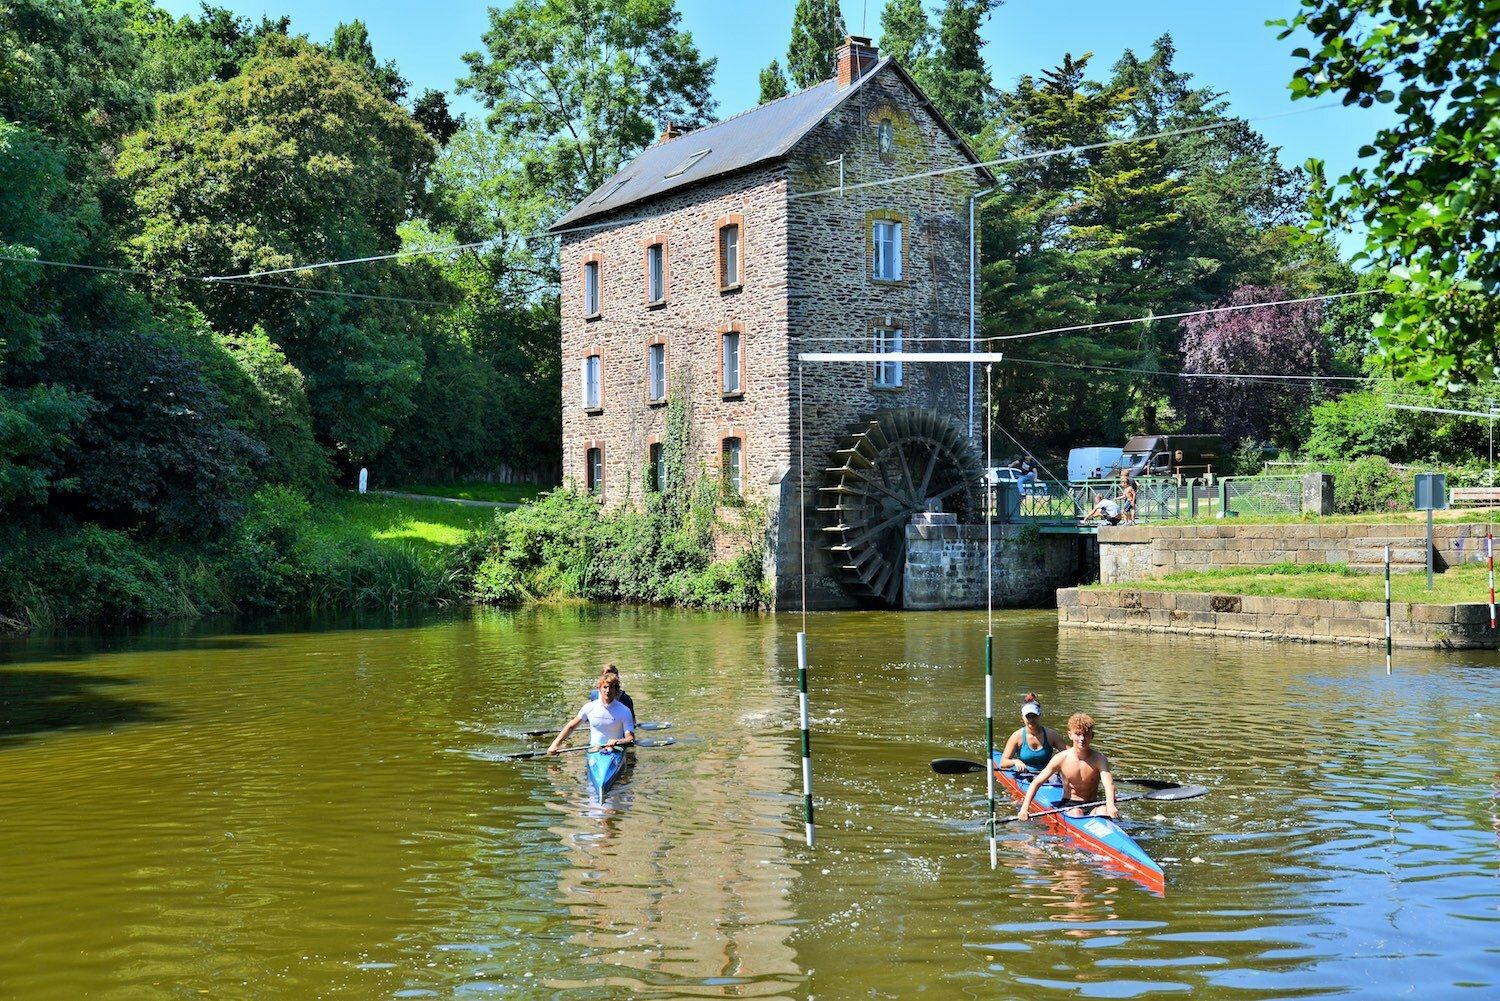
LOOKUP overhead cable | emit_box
[787,103,1338,201]
[0,254,455,308]
[1002,355,1372,384]
[205,239,498,281]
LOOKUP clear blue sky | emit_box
[158,0,1391,239]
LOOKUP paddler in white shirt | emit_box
[1016,712,1119,820]
[547,670,636,754]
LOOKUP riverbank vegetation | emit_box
[2,1,1493,631]
[1092,562,1497,606]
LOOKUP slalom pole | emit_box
[1384,544,1392,675]
[984,363,997,870]
[798,630,814,847]
[1488,533,1495,630]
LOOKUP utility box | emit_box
[1415,473,1448,511]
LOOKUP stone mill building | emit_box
[552,37,997,610]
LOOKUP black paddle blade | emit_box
[1141,783,1210,801]
[930,758,986,774]
[521,728,558,738]
[635,736,675,749]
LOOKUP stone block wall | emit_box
[1099,521,1500,583]
[559,165,791,510]
[778,64,989,609]
[1058,587,1498,649]
[904,525,1083,610]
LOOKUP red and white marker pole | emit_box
[1487,533,1495,630]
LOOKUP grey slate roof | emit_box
[549,58,992,233]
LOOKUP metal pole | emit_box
[984,364,996,870]
[1488,533,1495,630]
[1426,508,1435,590]
[1385,545,1392,675]
[797,630,814,847]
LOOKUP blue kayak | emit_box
[992,751,1166,894]
[586,746,626,802]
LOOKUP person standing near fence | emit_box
[1120,471,1138,524]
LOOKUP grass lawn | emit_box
[327,495,498,560]
[381,481,546,504]
[1092,562,1496,605]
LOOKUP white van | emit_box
[1068,447,1124,482]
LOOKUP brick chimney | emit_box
[657,122,684,144]
[836,35,879,87]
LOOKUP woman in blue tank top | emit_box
[998,694,1068,772]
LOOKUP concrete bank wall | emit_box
[905,524,1082,610]
[1057,587,1498,649]
[1100,521,1500,583]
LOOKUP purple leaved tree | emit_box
[1178,285,1326,449]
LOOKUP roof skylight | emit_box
[663,148,711,179]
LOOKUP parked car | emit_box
[985,466,1049,495]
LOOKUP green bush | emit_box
[1334,455,1405,513]
[0,525,194,628]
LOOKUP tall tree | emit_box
[879,0,933,72]
[412,88,463,145]
[104,1,290,93]
[786,0,846,89]
[459,0,716,214]
[118,35,440,461]
[1178,285,1324,448]
[758,59,790,103]
[926,0,996,135]
[329,18,408,103]
[1276,0,1500,388]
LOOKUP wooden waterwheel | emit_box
[819,408,984,607]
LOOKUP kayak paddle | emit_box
[522,721,671,738]
[930,758,1187,790]
[500,735,676,760]
[1000,784,1210,825]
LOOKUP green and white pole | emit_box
[1384,544,1392,675]
[984,363,997,869]
[798,630,814,847]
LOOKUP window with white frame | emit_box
[583,260,600,316]
[721,437,743,498]
[872,219,902,281]
[646,243,665,303]
[718,223,740,288]
[721,329,742,395]
[586,447,604,495]
[582,353,602,409]
[647,342,667,402]
[873,327,902,388]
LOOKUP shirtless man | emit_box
[1015,712,1119,820]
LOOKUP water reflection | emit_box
[0,607,1495,998]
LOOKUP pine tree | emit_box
[786,0,846,88]
[879,0,933,72]
[926,0,995,135]
[759,59,790,103]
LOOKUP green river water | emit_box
[1,606,1496,999]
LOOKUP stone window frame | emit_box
[870,317,905,392]
[644,333,669,406]
[581,252,604,319]
[715,214,744,293]
[719,428,746,502]
[583,439,606,497]
[717,321,745,399]
[581,348,605,413]
[646,435,666,493]
[642,234,669,308]
[866,210,908,284]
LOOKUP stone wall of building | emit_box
[1058,587,1498,649]
[558,164,791,510]
[779,64,990,609]
[1099,521,1500,583]
[904,523,1084,609]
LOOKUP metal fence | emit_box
[994,474,1308,523]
